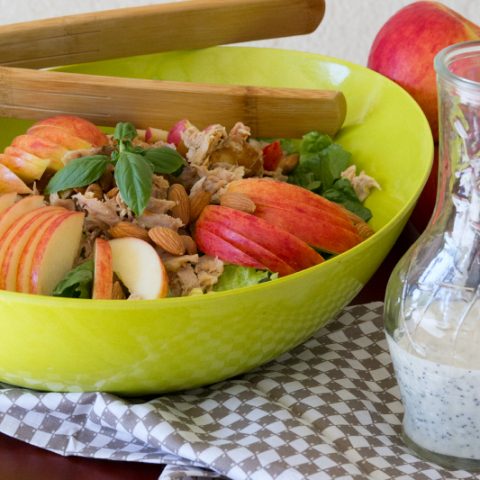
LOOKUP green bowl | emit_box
[0,47,433,395]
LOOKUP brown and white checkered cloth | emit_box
[0,302,477,480]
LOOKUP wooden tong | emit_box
[0,0,347,138]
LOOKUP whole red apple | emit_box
[368,1,480,232]
[368,1,480,141]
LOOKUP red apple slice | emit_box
[227,178,354,223]
[92,238,113,299]
[1,149,51,182]
[27,125,93,150]
[226,178,370,253]
[0,195,45,238]
[0,163,32,194]
[16,210,85,295]
[11,134,67,171]
[195,206,323,276]
[197,219,295,276]
[16,211,71,292]
[31,115,108,147]
[0,192,17,214]
[0,207,65,290]
[194,228,266,270]
[109,238,168,299]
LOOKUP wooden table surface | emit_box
[0,224,417,480]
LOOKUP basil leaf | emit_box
[143,147,186,174]
[52,259,94,299]
[44,155,110,194]
[113,122,137,143]
[114,151,153,216]
[323,178,372,222]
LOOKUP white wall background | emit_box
[0,0,478,66]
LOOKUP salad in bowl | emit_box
[0,114,378,300]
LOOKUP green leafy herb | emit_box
[43,120,189,216]
[323,178,372,222]
[288,132,351,192]
[213,265,278,292]
[44,155,110,194]
[52,259,94,299]
[114,151,153,216]
[143,146,186,175]
[113,122,137,146]
[279,138,301,155]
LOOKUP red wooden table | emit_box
[0,225,416,480]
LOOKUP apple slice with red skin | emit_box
[92,238,113,299]
[16,210,85,295]
[198,218,296,276]
[0,193,18,214]
[0,163,32,194]
[0,149,51,182]
[226,178,371,253]
[227,178,355,222]
[27,125,93,151]
[11,134,67,171]
[0,195,45,238]
[15,210,72,293]
[109,238,169,299]
[194,228,266,270]
[31,115,108,147]
[195,205,323,276]
[0,206,65,290]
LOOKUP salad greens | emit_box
[52,259,94,299]
[213,265,278,292]
[286,131,372,221]
[45,122,186,216]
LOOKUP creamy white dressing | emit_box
[388,300,480,460]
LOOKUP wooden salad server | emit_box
[0,0,326,68]
[0,66,346,138]
[0,0,347,138]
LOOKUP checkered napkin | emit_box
[0,302,477,480]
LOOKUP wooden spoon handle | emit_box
[0,0,325,69]
[0,66,346,138]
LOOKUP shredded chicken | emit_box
[341,165,381,202]
[207,122,262,176]
[73,193,120,229]
[195,255,224,291]
[152,175,170,199]
[146,197,176,215]
[137,212,183,230]
[161,254,199,273]
[190,163,245,201]
[170,264,201,296]
[182,124,227,166]
[49,193,76,211]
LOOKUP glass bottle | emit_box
[384,40,480,471]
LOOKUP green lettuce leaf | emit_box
[323,178,372,222]
[213,265,278,292]
[52,259,94,299]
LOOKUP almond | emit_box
[168,183,190,225]
[189,190,212,221]
[220,192,256,213]
[180,235,197,255]
[149,226,185,255]
[108,222,150,242]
